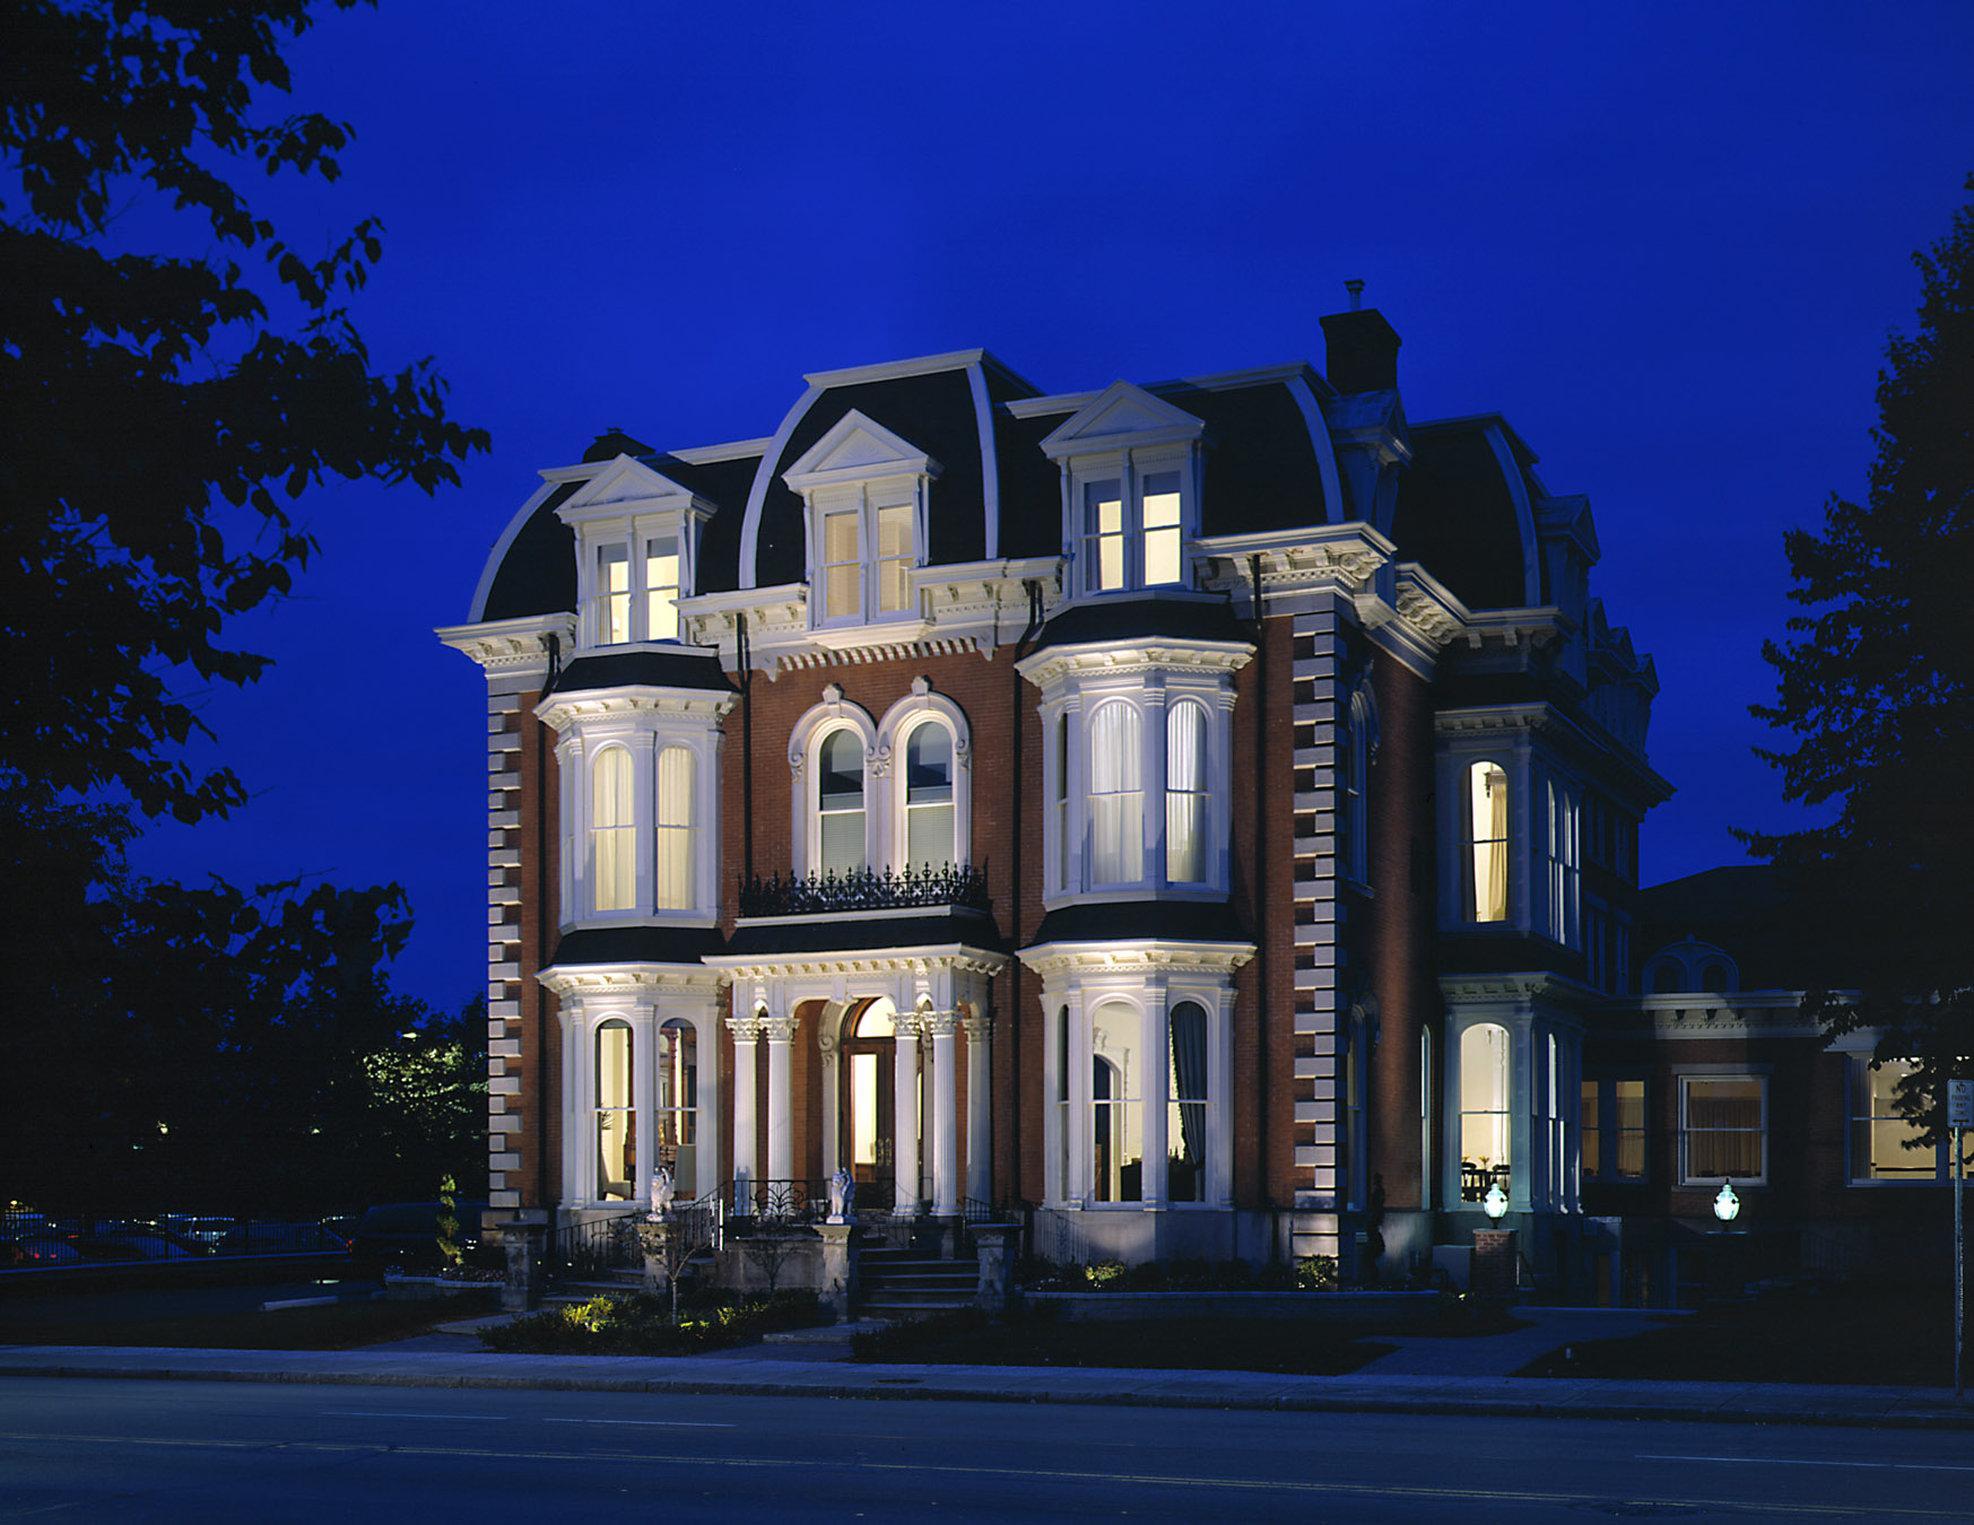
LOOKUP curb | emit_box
[1,1358,1969,1431]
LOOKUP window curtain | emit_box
[1169,1002,1208,1200]
[1165,702,1207,883]
[655,746,694,910]
[591,748,635,911]
[1089,704,1143,883]
[1471,762,1509,921]
[905,723,956,870]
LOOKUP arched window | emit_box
[594,1019,635,1202]
[655,746,695,910]
[1468,761,1509,923]
[1700,960,1730,994]
[817,728,866,875]
[1088,703,1143,884]
[1168,1001,1209,1203]
[903,722,956,871]
[591,748,635,912]
[1650,961,1682,994]
[1090,1001,1143,1203]
[1459,1023,1511,1202]
[1343,689,1371,883]
[1165,701,1209,885]
[655,1019,697,1196]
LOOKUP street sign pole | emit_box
[1949,1078,1972,1401]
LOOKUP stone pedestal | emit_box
[816,1222,856,1317]
[636,1218,670,1294]
[974,1224,1015,1310]
[1471,1228,1518,1301]
[490,1209,550,1312]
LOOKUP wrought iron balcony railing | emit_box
[738,862,991,918]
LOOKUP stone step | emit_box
[861,1271,978,1288]
[859,1299,975,1318]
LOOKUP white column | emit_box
[728,1014,762,1215]
[763,1012,799,1187]
[1143,992,1170,1208]
[632,1006,656,1212]
[892,1009,923,1217]
[964,1010,993,1204]
[1509,1012,1536,1212]
[926,1010,961,1217]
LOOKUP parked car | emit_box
[68,1229,216,1262]
[2,1237,83,1266]
[348,1201,489,1276]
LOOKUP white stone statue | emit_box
[649,1166,675,1220]
[827,1168,855,1223]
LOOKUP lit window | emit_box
[1581,1079,1599,1180]
[1053,713,1070,888]
[875,503,916,615]
[595,543,632,646]
[655,1019,697,1196]
[1850,1059,1949,1182]
[1088,703,1143,884]
[590,748,635,912]
[594,1019,635,1202]
[903,722,955,871]
[821,509,862,622]
[1165,701,1209,884]
[1083,479,1126,592]
[1078,469,1188,594]
[645,535,681,641]
[1614,1079,1645,1178]
[1469,761,1510,923]
[1091,1001,1143,1203]
[1680,1076,1766,1183]
[1168,1001,1209,1203]
[1055,1005,1072,1203]
[1141,471,1183,586]
[817,728,866,875]
[1459,1023,1510,1201]
[654,746,694,910]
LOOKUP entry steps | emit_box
[856,1241,978,1317]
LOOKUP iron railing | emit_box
[725,1178,829,1224]
[547,1208,645,1279]
[738,863,990,917]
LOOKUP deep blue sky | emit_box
[126,1,1974,1011]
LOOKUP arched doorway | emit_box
[840,998,900,1198]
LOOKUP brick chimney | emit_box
[1320,281,1402,394]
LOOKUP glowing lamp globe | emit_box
[1482,1182,1509,1221]
[1712,1181,1741,1224]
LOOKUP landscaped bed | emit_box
[1515,1287,1960,1388]
[850,1297,1521,1375]
[0,1290,498,1349]
[479,1291,831,1356]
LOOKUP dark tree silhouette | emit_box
[1743,175,1974,1144]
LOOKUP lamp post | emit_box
[1483,1182,1509,1222]
[1712,1180,1740,1225]
[1472,1178,1516,1300]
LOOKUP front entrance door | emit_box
[840,998,900,1193]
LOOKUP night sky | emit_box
[124,2,1974,1011]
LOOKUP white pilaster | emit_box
[892,1009,923,1217]
[729,1014,762,1214]
[925,1010,962,1217]
[964,1010,993,1204]
[631,1005,656,1211]
[763,1012,799,1185]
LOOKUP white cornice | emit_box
[536,684,736,732]
[800,349,989,389]
[538,962,727,997]
[669,437,773,466]
[1018,939,1256,977]
[1196,524,1393,596]
[1435,701,1673,803]
[1438,971,1595,1006]
[436,612,577,673]
[1014,639,1255,688]
[1604,990,1817,1039]
[704,946,1010,980]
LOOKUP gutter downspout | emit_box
[535,631,561,1212]
[738,612,754,883]
[1248,555,1271,1227]
[1009,574,1046,1208]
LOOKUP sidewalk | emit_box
[1,1342,1968,1431]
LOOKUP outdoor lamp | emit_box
[1482,1182,1509,1220]
[1712,1180,1741,1223]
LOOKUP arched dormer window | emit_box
[1165,700,1210,885]
[1468,760,1510,923]
[591,747,635,913]
[817,728,867,876]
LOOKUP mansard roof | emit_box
[1030,592,1252,654]
[1390,416,1544,611]
[549,649,735,696]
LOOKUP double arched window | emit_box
[591,748,636,912]
[902,721,956,870]
[817,728,867,876]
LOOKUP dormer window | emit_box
[782,410,940,632]
[555,455,713,651]
[1042,381,1205,600]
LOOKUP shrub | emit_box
[480,1290,827,1356]
[1296,1255,1340,1292]
[851,1306,988,1361]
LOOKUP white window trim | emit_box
[876,683,973,873]
[783,410,940,634]
[556,457,712,652]
[1063,445,1202,599]
[1677,1071,1769,1187]
[788,688,881,879]
[1845,1054,1966,1186]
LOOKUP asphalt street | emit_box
[1,1376,1970,1521]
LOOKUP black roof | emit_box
[1031,594,1251,654]
[550,649,734,696]
[480,480,579,622]
[1391,421,1538,611]
[1027,899,1248,947]
[551,925,725,966]
[1636,866,1804,991]
[724,909,1004,958]
[1165,379,1326,536]
[649,451,762,596]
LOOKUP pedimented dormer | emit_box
[783,409,942,630]
[557,454,715,649]
[1041,382,1206,598]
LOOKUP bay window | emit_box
[1469,761,1510,923]
[1091,1000,1143,1203]
[1545,780,1581,944]
[1679,1075,1766,1184]
[1053,714,1071,889]
[1165,701,1209,885]
[590,747,636,912]
[654,746,695,911]
[1459,1022,1511,1201]
[1088,703,1144,885]
[594,1019,635,1202]
[1167,1002,1209,1203]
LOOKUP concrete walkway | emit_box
[1,1342,1967,1431]
[1364,1306,1684,1378]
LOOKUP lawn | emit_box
[0,1292,498,1350]
[1515,1287,1960,1388]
